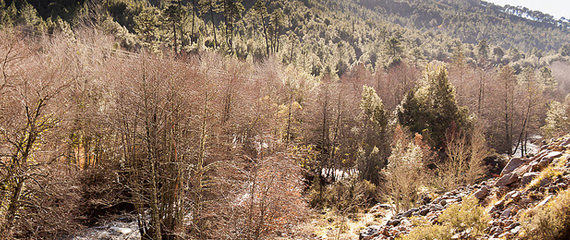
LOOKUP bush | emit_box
[401,196,489,240]
[402,218,452,240]
[308,175,377,212]
[521,189,570,240]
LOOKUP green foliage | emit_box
[561,44,570,57]
[521,189,570,240]
[541,98,570,139]
[355,0,570,52]
[401,218,452,240]
[539,66,557,89]
[477,39,489,61]
[438,196,490,236]
[397,64,470,149]
[0,0,17,27]
[358,86,389,184]
[134,7,162,47]
[385,35,403,64]
[17,2,47,32]
[360,86,387,131]
[401,196,490,240]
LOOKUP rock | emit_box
[360,225,381,240]
[537,195,553,207]
[488,205,499,214]
[540,177,552,187]
[495,172,519,187]
[387,219,401,226]
[501,158,529,176]
[110,227,133,235]
[474,186,490,200]
[495,199,505,207]
[403,208,417,217]
[532,155,557,171]
[503,219,515,227]
[529,158,551,172]
[426,211,441,224]
[520,197,533,205]
[506,222,519,231]
[545,151,563,159]
[561,138,570,147]
[521,172,539,185]
[510,226,521,235]
[419,208,430,216]
[377,204,392,209]
[504,190,516,200]
[500,207,512,218]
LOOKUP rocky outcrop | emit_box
[360,135,570,240]
[500,158,530,176]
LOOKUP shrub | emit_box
[308,175,377,212]
[401,196,489,240]
[438,196,489,236]
[521,189,570,240]
[402,218,452,240]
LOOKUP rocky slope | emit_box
[360,135,570,240]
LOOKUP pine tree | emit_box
[199,0,221,48]
[541,99,570,139]
[358,86,389,184]
[222,0,244,52]
[397,64,470,150]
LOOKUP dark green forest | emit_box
[1,0,570,239]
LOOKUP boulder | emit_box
[500,207,513,218]
[504,190,521,201]
[529,160,546,172]
[495,173,519,187]
[545,151,563,159]
[377,203,392,209]
[510,226,521,235]
[387,219,401,226]
[474,186,490,200]
[418,208,430,216]
[521,172,539,185]
[110,227,133,235]
[501,158,529,176]
[359,225,381,240]
[403,208,417,217]
[540,177,552,187]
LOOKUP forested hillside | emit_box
[353,0,570,51]
[2,0,569,76]
[1,0,570,239]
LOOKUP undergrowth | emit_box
[400,196,489,240]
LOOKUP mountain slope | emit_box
[361,134,570,239]
[346,0,570,52]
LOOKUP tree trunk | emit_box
[210,6,217,48]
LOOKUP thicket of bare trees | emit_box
[0,30,310,239]
[0,22,567,238]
